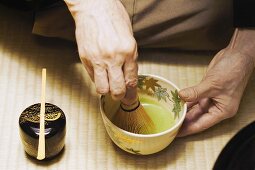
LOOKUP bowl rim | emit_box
[99,73,187,138]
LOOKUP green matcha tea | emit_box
[139,95,176,134]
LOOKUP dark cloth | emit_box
[0,0,60,10]
[233,0,255,27]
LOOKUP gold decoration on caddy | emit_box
[20,103,64,124]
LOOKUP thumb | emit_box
[179,80,212,102]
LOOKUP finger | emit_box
[185,98,211,122]
[93,66,109,95]
[178,110,224,137]
[185,104,204,123]
[187,102,197,109]
[80,57,94,81]
[108,66,126,100]
[84,64,94,81]
[179,80,212,102]
[123,61,138,88]
[198,98,211,112]
[177,98,211,137]
[123,50,138,88]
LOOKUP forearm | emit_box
[229,28,255,68]
[64,0,119,19]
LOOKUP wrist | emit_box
[229,28,255,68]
[239,51,255,70]
[63,0,86,18]
[236,49,255,69]
[64,0,116,19]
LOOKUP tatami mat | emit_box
[0,5,254,170]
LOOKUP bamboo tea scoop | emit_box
[19,69,66,160]
[37,68,46,160]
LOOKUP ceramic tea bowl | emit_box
[100,74,187,155]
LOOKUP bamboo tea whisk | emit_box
[112,87,155,134]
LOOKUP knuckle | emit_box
[112,88,125,96]
[126,78,138,88]
[98,43,116,58]
[184,114,193,123]
[125,62,138,73]
[191,87,199,101]
[193,121,210,132]
[192,122,203,132]
[133,51,138,60]
[225,107,238,118]
[96,87,109,95]
[110,57,125,67]
[104,48,116,57]
[99,38,137,60]
[92,60,105,69]
[111,88,126,99]
[119,38,136,55]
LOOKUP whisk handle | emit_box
[121,86,138,106]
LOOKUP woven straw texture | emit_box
[0,5,254,170]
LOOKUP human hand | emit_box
[65,0,138,100]
[178,47,254,137]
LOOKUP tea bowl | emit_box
[100,74,187,155]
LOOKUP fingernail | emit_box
[179,89,190,99]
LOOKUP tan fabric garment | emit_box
[33,0,234,51]
[33,2,75,41]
